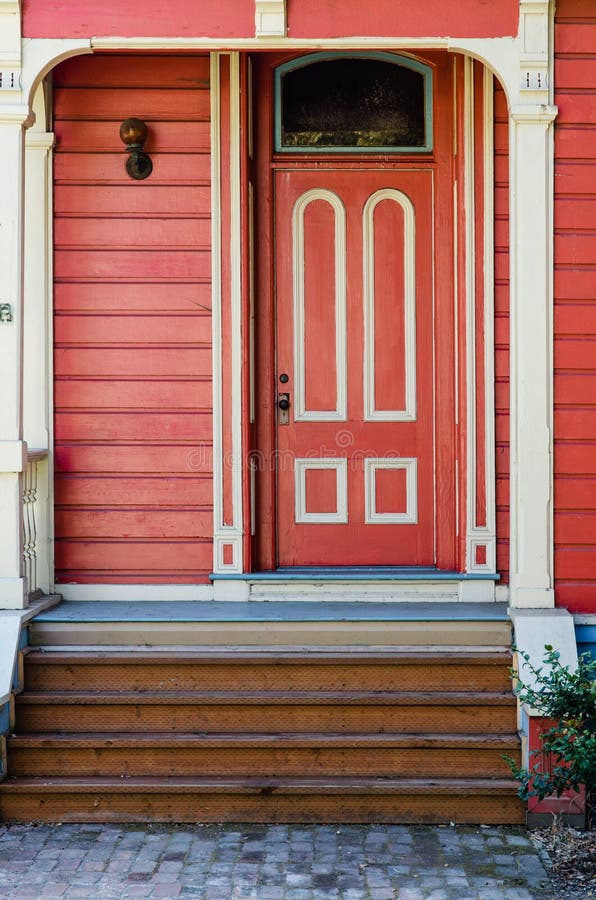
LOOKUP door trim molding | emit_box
[363,188,417,422]
[294,458,348,524]
[211,51,245,574]
[464,58,497,574]
[364,458,418,525]
[292,189,347,422]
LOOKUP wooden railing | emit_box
[22,449,49,595]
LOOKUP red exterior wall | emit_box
[22,0,518,40]
[285,1,518,40]
[53,55,213,585]
[554,0,596,614]
[22,1,254,39]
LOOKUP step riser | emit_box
[15,704,517,735]
[0,792,525,825]
[24,663,512,693]
[29,621,512,648]
[8,747,520,779]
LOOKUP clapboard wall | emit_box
[554,1,596,614]
[53,54,213,585]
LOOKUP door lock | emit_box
[278,392,290,425]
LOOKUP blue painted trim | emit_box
[575,624,596,663]
[211,568,500,582]
[274,52,434,154]
[33,600,509,624]
[578,644,596,663]
[576,624,596,642]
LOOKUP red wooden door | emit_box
[275,168,436,566]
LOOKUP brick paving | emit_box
[0,822,550,899]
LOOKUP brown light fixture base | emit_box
[119,117,153,180]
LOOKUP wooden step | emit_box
[30,600,511,650]
[2,644,522,825]
[0,776,525,824]
[23,649,514,693]
[14,690,517,735]
[7,732,520,779]
[29,621,512,648]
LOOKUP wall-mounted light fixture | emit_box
[119,117,153,180]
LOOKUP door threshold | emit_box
[210,568,500,602]
[211,567,499,583]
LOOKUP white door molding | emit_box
[463,58,497,575]
[292,189,347,422]
[211,51,244,574]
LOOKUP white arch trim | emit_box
[21,39,91,108]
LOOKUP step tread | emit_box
[15,690,516,706]
[0,775,521,795]
[7,731,521,749]
[31,600,509,623]
[24,648,512,665]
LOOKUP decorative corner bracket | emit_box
[255,0,286,37]
[519,0,551,97]
[0,1,21,69]
[0,69,20,91]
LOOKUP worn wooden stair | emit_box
[0,647,524,824]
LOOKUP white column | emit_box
[0,106,31,608]
[23,115,54,595]
[508,104,557,608]
[24,112,53,448]
[451,2,556,608]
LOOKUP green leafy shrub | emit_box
[506,645,596,829]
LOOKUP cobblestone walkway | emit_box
[0,822,550,899]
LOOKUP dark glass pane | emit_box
[281,58,426,149]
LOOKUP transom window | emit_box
[274,52,433,154]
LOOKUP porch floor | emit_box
[33,600,508,624]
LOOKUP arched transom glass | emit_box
[275,52,433,153]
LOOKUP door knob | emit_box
[278,392,290,425]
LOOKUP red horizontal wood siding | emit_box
[494,82,510,585]
[23,0,254,38]
[554,0,596,613]
[53,54,213,585]
[22,0,518,39]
